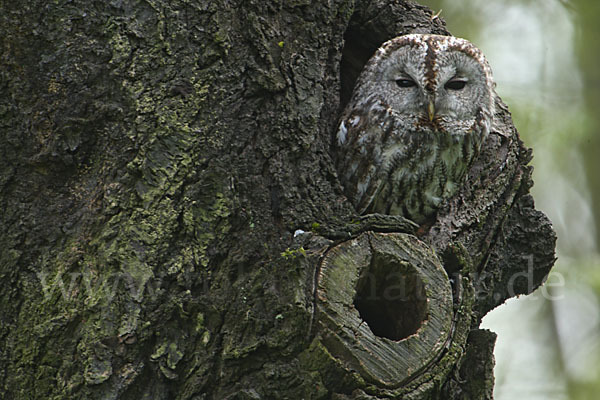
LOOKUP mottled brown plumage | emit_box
[335,34,495,223]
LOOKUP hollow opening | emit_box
[353,253,428,341]
[339,27,381,108]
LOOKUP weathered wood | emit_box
[316,232,454,388]
[0,0,555,398]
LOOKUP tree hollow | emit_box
[316,232,453,387]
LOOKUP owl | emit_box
[335,34,495,224]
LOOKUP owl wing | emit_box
[335,103,397,214]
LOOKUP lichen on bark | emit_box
[0,0,555,399]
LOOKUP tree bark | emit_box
[0,0,555,399]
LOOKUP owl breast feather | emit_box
[335,106,488,224]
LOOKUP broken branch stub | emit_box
[316,232,455,388]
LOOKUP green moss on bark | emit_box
[0,0,554,399]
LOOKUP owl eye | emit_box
[395,78,416,88]
[445,80,467,90]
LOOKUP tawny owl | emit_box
[335,34,495,224]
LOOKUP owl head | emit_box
[352,34,495,126]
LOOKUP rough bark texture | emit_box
[0,0,555,399]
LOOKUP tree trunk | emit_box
[0,1,555,399]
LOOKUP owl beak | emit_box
[428,100,435,122]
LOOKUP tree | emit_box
[0,0,555,398]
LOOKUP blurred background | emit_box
[419,0,600,398]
